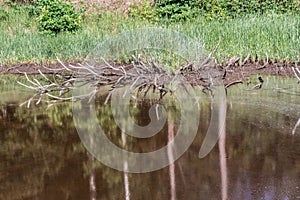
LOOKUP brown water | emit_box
[0,75,299,200]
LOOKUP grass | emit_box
[0,6,299,65]
[180,14,300,62]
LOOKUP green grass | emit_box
[0,6,299,65]
[180,14,300,62]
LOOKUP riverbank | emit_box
[0,5,299,65]
[1,59,298,88]
[1,4,300,87]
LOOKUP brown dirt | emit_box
[0,59,299,87]
[218,59,299,86]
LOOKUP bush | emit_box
[199,0,300,20]
[132,0,300,22]
[155,0,200,22]
[30,0,83,35]
[129,0,158,22]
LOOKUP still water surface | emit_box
[0,75,299,200]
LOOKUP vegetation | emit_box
[0,1,299,65]
[129,0,300,22]
[29,0,84,34]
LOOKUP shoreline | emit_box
[1,59,299,87]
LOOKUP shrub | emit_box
[155,0,200,22]
[30,0,83,35]
[133,0,300,22]
[129,0,158,22]
[199,0,300,20]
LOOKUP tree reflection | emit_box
[218,123,227,200]
[0,102,74,199]
[168,110,176,200]
[0,75,299,199]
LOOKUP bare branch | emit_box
[241,54,251,66]
[292,67,300,82]
[292,118,300,135]
[225,80,243,89]
[57,58,73,72]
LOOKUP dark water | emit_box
[0,75,299,200]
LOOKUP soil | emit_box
[0,59,299,87]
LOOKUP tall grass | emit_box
[0,6,299,65]
[179,14,300,61]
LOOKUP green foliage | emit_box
[30,0,83,35]
[199,0,300,20]
[128,0,158,22]
[154,0,200,22]
[130,0,300,22]
[3,0,33,4]
[0,5,299,64]
[0,7,9,21]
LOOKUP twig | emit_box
[104,92,112,105]
[199,42,220,68]
[17,81,37,90]
[38,69,53,84]
[225,56,240,69]
[101,57,127,77]
[46,93,73,101]
[57,58,73,72]
[256,53,269,70]
[292,67,300,82]
[130,76,140,90]
[292,117,300,135]
[225,80,243,89]
[241,54,251,66]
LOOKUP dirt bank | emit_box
[0,59,299,87]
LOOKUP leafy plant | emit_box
[128,0,158,22]
[30,0,83,35]
[199,0,300,20]
[132,0,300,22]
[155,0,200,22]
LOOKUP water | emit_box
[0,75,299,200]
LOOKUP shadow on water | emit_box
[0,75,299,199]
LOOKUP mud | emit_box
[0,59,299,87]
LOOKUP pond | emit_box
[0,75,299,200]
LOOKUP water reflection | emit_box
[122,130,131,200]
[168,111,176,200]
[0,75,299,199]
[89,155,97,200]
[219,124,227,200]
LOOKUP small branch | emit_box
[241,54,251,66]
[292,67,300,82]
[199,42,220,68]
[292,118,300,135]
[104,92,112,105]
[17,81,36,90]
[46,93,73,101]
[225,80,243,89]
[225,56,240,69]
[57,58,73,72]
